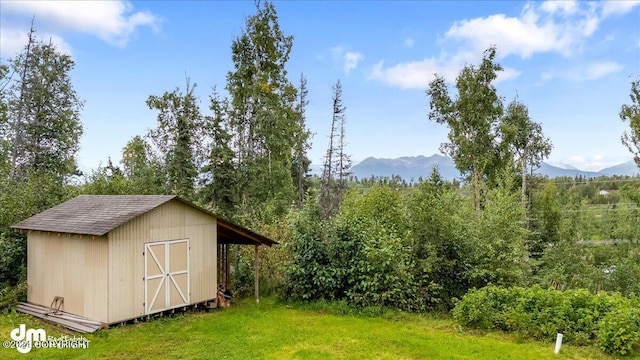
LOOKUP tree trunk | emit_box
[472,159,481,212]
[521,156,527,205]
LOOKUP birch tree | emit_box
[226,0,302,217]
[427,47,504,211]
[500,98,552,203]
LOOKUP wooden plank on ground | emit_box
[17,303,102,325]
[17,303,102,333]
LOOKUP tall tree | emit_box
[500,98,552,203]
[146,78,201,199]
[292,73,312,207]
[4,25,83,181]
[621,76,640,167]
[320,79,350,218]
[201,88,237,216]
[226,0,301,218]
[121,135,166,194]
[0,64,9,173]
[427,46,504,211]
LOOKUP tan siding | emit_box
[108,199,217,323]
[27,232,108,323]
[108,210,149,323]
[187,223,217,302]
[84,236,108,322]
[63,235,84,315]
[27,233,44,306]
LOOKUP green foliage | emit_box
[0,234,26,286]
[427,46,506,210]
[470,173,529,287]
[226,0,303,219]
[320,79,351,218]
[282,194,336,300]
[200,89,237,217]
[0,266,27,311]
[285,171,534,312]
[500,98,552,202]
[597,302,640,355]
[406,170,473,310]
[147,80,201,200]
[4,28,84,180]
[453,285,640,355]
[621,76,640,167]
[528,181,562,260]
[120,135,167,194]
[336,186,413,309]
[292,73,313,207]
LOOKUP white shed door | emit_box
[144,239,190,314]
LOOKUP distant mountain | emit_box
[534,162,600,179]
[350,155,640,181]
[598,161,640,177]
[351,154,459,181]
[312,156,458,180]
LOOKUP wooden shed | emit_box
[11,195,276,326]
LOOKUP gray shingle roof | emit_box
[11,195,278,246]
[11,195,176,236]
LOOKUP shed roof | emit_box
[11,195,277,246]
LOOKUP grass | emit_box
[0,298,635,359]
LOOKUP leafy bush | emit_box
[453,285,640,355]
[597,304,640,355]
[0,266,28,311]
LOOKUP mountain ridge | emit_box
[350,155,639,181]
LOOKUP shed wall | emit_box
[27,232,108,323]
[107,200,217,323]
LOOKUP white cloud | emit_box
[369,0,633,90]
[368,54,521,90]
[582,61,624,80]
[601,0,640,18]
[369,59,440,89]
[561,61,624,81]
[404,37,414,47]
[1,1,160,48]
[445,13,568,58]
[536,61,623,83]
[540,0,578,16]
[330,46,364,74]
[443,2,605,58]
[0,28,73,57]
[343,51,363,74]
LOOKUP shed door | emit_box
[144,239,190,314]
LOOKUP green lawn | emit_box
[0,299,633,359]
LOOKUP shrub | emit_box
[597,303,640,355]
[0,266,27,311]
[453,285,640,355]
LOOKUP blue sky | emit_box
[1,0,639,173]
